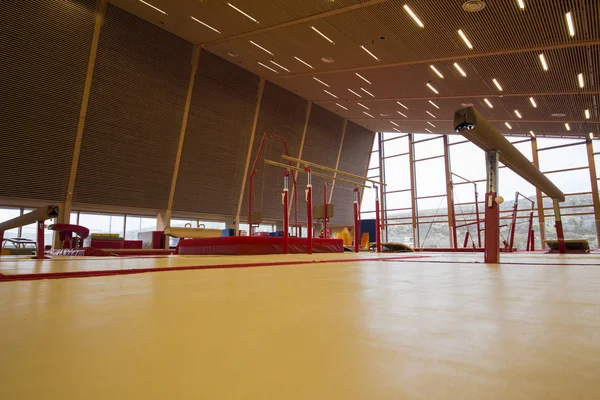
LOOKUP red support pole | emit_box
[530,230,535,251]
[508,193,518,252]
[526,211,534,251]
[36,220,45,260]
[306,168,313,255]
[374,185,381,253]
[474,187,482,247]
[354,187,360,253]
[323,183,327,239]
[248,177,253,236]
[283,172,289,254]
[463,231,470,248]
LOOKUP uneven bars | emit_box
[264,159,371,188]
[281,155,385,186]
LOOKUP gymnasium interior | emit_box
[1,0,599,398]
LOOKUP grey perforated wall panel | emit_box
[73,4,193,209]
[0,0,95,201]
[298,105,345,224]
[173,51,259,216]
[331,122,375,224]
[240,81,308,223]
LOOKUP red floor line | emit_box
[0,255,427,282]
[382,259,600,266]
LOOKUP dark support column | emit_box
[484,150,500,263]
[408,134,418,246]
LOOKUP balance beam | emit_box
[0,205,59,259]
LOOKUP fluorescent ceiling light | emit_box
[425,128,433,133]
[578,73,584,88]
[403,5,424,27]
[363,111,374,118]
[335,103,348,110]
[430,65,444,78]
[356,73,371,84]
[565,123,570,131]
[427,121,436,127]
[313,77,329,87]
[428,100,440,109]
[483,98,493,108]
[539,53,548,71]
[190,17,220,34]
[426,111,436,118]
[310,26,335,44]
[396,101,409,110]
[294,57,314,69]
[357,102,370,110]
[390,121,400,127]
[324,90,338,99]
[492,78,503,91]
[258,62,278,73]
[139,0,167,14]
[565,12,575,36]
[360,45,379,61]
[505,122,512,129]
[590,132,596,140]
[249,40,272,55]
[360,87,375,97]
[453,63,467,77]
[397,111,408,118]
[348,88,362,98]
[529,131,536,138]
[529,97,537,107]
[585,109,590,119]
[517,0,525,10]
[426,83,439,94]
[393,127,403,133]
[269,60,290,72]
[227,3,258,23]
[514,110,522,119]
[458,29,473,49]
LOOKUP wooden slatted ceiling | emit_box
[240,81,307,221]
[331,122,375,224]
[74,4,192,209]
[173,51,259,216]
[0,0,96,201]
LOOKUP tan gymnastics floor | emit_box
[1,252,599,399]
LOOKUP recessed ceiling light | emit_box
[426,111,436,118]
[360,87,375,97]
[565,123,570,131]
[363,111,374,118]
[461,102,474,107]
[403,4,424,27]
[190,16,221,34]
[390,121,400,127]
[313,77,329,87]
[565,12,575,37]
[429,100,440,109]
[139,0,167,14]
[552,113,566,117]
[380,113,389,117]
[227,51,239,57]
[517,0,525,10]
[590,132,596,140]
[249,40,272,55]
[356,73,371,84]
[227,3,258,23]
[430,65,444,78]
[335,103,348,110]
[578,73,584,88]
[357,102,370,110]
[360,45,379,61]
[294,57,314,69]
[585,109,590,119]
[539,53,549,71]
[348,88,362,98]
[458,29,473,49]
[514,110,522,119]
[310,26,335,44]
[529,97,537,107]
[453,62,467,77]
[427,121,436,127]
[324,90,338,99]
[396,101,409,110]
[483,98,493,108]
[425,128,433,133]
[492,78,503,91]
[397,111,408,118]
[505,122,512,129]
[462,0,486,12]
[529,131,536,138]
[269,60,290,72]
[258,62,278,73]
[426,83,439,94]
[393,127,403,133]
[320,56,335,64]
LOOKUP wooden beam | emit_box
[586,139,600,246]
[377,132,386,241]
[531,138,546,247]
[408,134,418,245]
[443,135,457,248]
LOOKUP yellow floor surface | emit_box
[1,252,599,399]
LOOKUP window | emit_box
[125,216,156,240]
[78,213,125,237]
[0,207,21,239]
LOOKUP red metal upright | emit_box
[306,168,313,254]
[463,231,470,248]
[475,186,482,247]
[353,187,360,253]
[36,220,45,260]
[484,150,500,263]
[374,185,381,253]
[526,210,534,251]
[283,171,289,254]
[508,192,519,252]
[323,183,328,239]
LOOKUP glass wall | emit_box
[0,207,21,240]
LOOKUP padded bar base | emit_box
[176,236,344,255]
[545,239,590,254]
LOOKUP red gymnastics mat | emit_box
[176,236,344,255]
